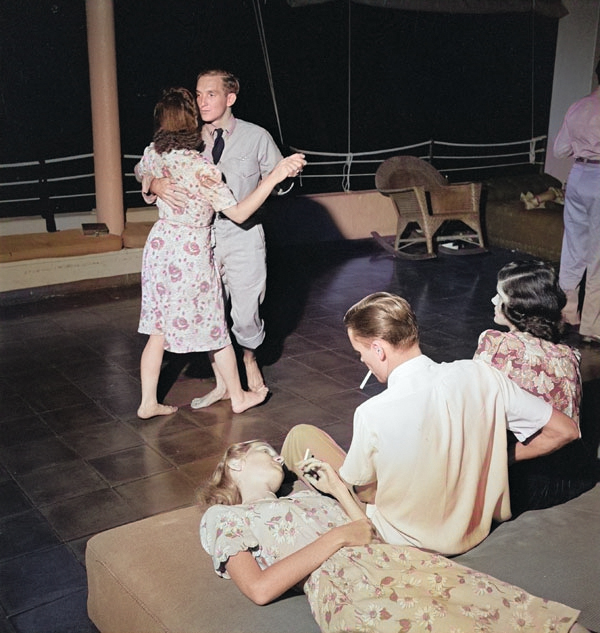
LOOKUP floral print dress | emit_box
[474,329,581,422]
[474,329,590,513]
[200,490,579,632]
[135,145,237,353]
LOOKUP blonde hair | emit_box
[197,440,266,507]
[343,292,419,348]
[196,69,240,95]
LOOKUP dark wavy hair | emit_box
[497,260,566,343]
[152,87,204,154]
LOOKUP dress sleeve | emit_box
[200,505,260,579]
[473,330,520,376]
[134,145,156,183]
[473,330,499,363]
[194,162,237,212]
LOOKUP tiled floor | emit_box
[1,239,599,633]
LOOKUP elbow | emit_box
[251,594,272,607]
[564,421,580,444]
[245,586,276,606]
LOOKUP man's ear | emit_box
[372,339,386,360]
[226,92,237,108]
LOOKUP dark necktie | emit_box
[212,128,224,164]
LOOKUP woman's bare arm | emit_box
[222,154,305,224]
[300,459,368,521]
[225,519,372,605]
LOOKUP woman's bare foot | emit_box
[231,386,269,413]
[190,384,230,410]
[137,403,178,419]
[244,355,266,392]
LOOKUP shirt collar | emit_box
[387,354,431,385]
[206,116,236,138]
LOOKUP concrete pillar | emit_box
[85,0,124,235]
[545,0,600,183]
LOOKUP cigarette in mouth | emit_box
[303,448,311,461]
[360,370,372,390]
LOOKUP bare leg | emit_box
[190,354,231,410]
[243,348,266,392]
[137,334,178,419]
[191,344,268,413]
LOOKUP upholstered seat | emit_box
[374,156,485,259]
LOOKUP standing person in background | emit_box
[147,70,290,404]
[553,59,600,343]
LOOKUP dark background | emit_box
[0,0,558,198]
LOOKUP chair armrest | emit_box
[377,186,424,196]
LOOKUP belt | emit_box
[575,157,600,164]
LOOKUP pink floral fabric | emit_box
[135,145,237,353]
[474,329,581,423]
[200,491,579,632]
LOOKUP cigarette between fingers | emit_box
[360,370,372,390]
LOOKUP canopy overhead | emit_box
[287,0,568,18]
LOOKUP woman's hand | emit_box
[269,153,306,184]
[333,518,374,548]
[299,457,344,496]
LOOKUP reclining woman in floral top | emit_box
[199,440,586,633]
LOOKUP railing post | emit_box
[538,137,547,174]
[39,159,56,233]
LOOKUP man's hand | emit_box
[150,177,188,211]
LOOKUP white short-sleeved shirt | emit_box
[339,355,551,555]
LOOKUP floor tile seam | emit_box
[10,441,181,502]
[3,586,89,620]
[290,353,360,374]
[0,540,82,568]
[9,461,117,510]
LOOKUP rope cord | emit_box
[344,0,352,192]
[530,0,536,158]
[252,0,285,146]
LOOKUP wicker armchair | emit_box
[373,156,486,259]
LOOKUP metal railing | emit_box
[1,136,547,228]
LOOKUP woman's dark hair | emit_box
[497,260,566,343]
[152,87,203,154]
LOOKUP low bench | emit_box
[86,483,600,633]
[0,228,122,263]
